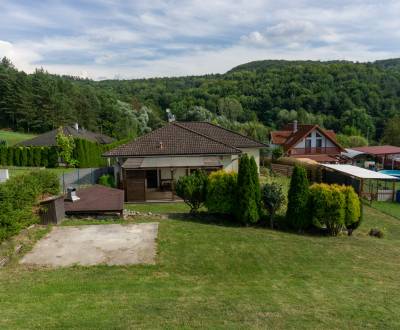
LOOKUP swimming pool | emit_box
[379,170,400,178]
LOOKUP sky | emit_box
[0,0,399,80]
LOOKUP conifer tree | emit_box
[235,154,259,224]
[286,165,311,230]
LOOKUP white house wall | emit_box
[293,129,335,149]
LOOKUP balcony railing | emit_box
[289,147,340,155]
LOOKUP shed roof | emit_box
[351,145,400,156]
[322,164,398,180]
[64,185,124,213]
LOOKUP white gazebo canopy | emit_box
[322,164,398,180]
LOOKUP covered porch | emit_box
[121,156,223,202]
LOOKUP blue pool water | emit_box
[379,170,400,178]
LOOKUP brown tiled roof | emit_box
[64,185,124,214]
[352,145,400,155]
[104,122,244,157]
[18,126,115,147]
[176,122,266,148]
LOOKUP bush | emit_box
[41,148,49,167]
[272,146,284,160]
[286,165,311,230]
[14,147,21,166]
[205,170,237,214]
[48,147,59,168]
[309,184,346,236]
[33,147,42,167]
[235,154,259,224]
[0,146,7,165]
[7,147,13,166]
[20,148,28,166]
[341,186,361,235]
[29,170,60,196]
[249,156,261,212]
[262,182,285,229]
[98,174,115,188]
[28,147,35,166]
[175,170,208,213]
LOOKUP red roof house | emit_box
[270,121,344,163]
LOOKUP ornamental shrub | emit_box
[41,148,49,167]
[286,165,311,230]
[235,154,259,224]
[249,156,261,212]
[7,147,13,166]
[29,170,60,195]
[98,174,115,188]
[340,185,362,236]
[20,147,28,166]
[33,147,42,167]
[48,147,59,168]
[14,147,21,166]
[0,147,7,165]
[309,183,346,236]
[205,170,237,214]
[28,147,35,166]
[175,170,208,213]
[262,182,285,229]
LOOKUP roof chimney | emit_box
[74,123,79,131]
[66,187,80,202]
[293,120,298,133]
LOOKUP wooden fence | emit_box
[270,163,294,177]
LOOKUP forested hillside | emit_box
[2,56,400,144]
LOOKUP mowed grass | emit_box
[0,130,36,146]
[371,201,400,220]
[0,204,400,328]
[6,167,76,178]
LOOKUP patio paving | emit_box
[20,223,158,267]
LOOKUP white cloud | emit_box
[0,1,400,79]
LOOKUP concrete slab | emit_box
[20,223,158,267]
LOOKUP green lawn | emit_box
[0,203,399,328]
[6,167,75,178]
[0,130,36,146]
[371,201,400,220]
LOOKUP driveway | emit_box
[20,223,158,267]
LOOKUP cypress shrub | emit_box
[309,184,346,236]
[205,170,237,214]
[341,186,362,236]
[235,154,259,224]
[41,148,49,167]
[286,165,311,230]
[7,148,13,166]
[48,147,59,168]
[28,148,35,166]
[0,147,7,165]
[249,156,261,212]
[20,148,28,166]
[14,147,21,166]
[33,147,42,167]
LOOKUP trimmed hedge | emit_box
[0,170,60,242]
[309,183,361,236]
[205,170,237,214]
[0,146,59,168]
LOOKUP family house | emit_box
[270,121,344,163]
[104,121,266,202]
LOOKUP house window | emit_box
[316,139,322,148]
[305,139,312,149]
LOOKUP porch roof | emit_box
[122,156,223,169]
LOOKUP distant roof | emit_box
[104,122,266,157]
[322,164,398,180]
[271,123,343,152]
[18,126,115,147]
[341,148,367,159]
[351,145,400,156]
[64,185,124,214]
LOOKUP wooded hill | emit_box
[2,57,400,143]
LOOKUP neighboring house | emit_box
[342,145,400,169]
[270,121,344,163]
[18,123,115,147]
[104,121,266,202]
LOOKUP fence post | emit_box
[62,172,65,193]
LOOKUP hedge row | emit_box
[0,146,59,168]
[0,170,60,242]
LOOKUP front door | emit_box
[146,170,158,189]
[125,170,146,202]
